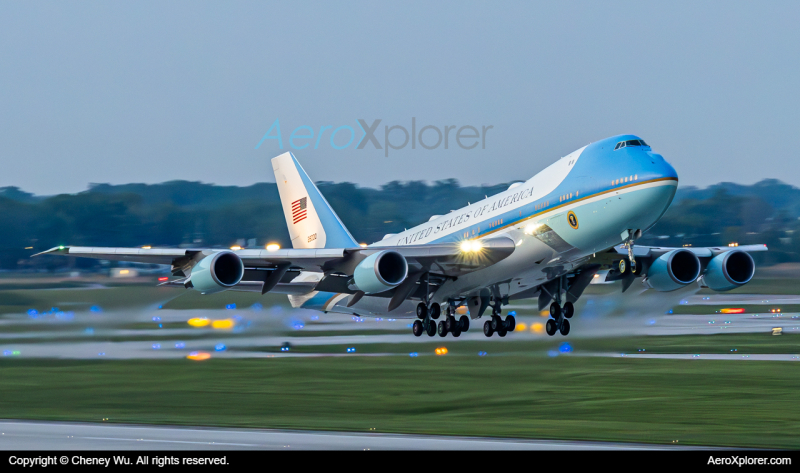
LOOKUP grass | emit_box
[0,356,797,448]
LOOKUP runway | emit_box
[0,421,706,450]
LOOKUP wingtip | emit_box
[31,246,68,257]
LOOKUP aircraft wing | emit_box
[33,236,516,279]
[611,243,768,258]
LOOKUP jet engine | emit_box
[646,249,701,292]
[703,250,755,292]
[352,250,408,294]
[188,251,245,294]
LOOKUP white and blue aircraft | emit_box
[37,135,766,338]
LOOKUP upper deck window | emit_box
[614,139,650,150]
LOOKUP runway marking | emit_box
[79,436,260,447]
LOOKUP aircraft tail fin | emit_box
[271,152,359,249]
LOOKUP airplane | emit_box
[35,134,766,338]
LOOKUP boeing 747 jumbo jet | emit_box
[37,135,766,338]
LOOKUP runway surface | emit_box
[0,421,708,450]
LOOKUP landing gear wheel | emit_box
[483,320,494,337]
[412,320,423,337]
[452,323,462,337]
[549,303,561,319]
[491,315,501,330]
[429,303,441,320]
[505,315,516,332]
[497,325,507,337]
[560,319,571,336]
[563,302,574,319]
[546,319,557,336]
[416,303,428,319]
[437,320,448,337]
[426,319,436,337]
[445,315,456,332]
[459,315,470,332]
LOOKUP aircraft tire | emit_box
[445,315,456,332]
[546,319,557,336]
[459,315,470,332]
[560,319,571,336]
[549,303,561,319]
[412,320,423,337]
[437,320,448,337]
[505,315,516,331]
[416,303,427,319]
[452,325,461,337]
[497,325,507,337]
[426,320,436,337]
[483,320,493,337]
[429,303,441,320]
[563,302,574,319]
[491,315,501,330]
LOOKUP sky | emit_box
[1,1,799,195]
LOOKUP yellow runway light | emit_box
[531,323,544,333]
[435,347,448,355]
[515,322,527,332]
[540,310,549,317]
[211,319,235,329]
[188,317,210,327]
[720,308,745,314]
[187,351,211,361]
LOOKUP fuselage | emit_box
[294,134,678,317]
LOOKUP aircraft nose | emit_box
[648,152,678,182]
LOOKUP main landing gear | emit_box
[482,301,515,338]
[545,301,573,336]
[412,302,448,337]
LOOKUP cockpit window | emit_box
[615,139,650,150]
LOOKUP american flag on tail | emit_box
[292,197,308,224]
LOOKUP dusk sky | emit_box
[2,1,799,195]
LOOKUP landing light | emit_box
[524,223,542,235]
[266,243,280,251]
[230,245,242,251]
[359,243,368,248]
[142,246,152,249]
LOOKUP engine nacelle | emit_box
[646,249,701,292]
[703,250,755,291]
[189,251,244,294]
[352,250,408,294]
